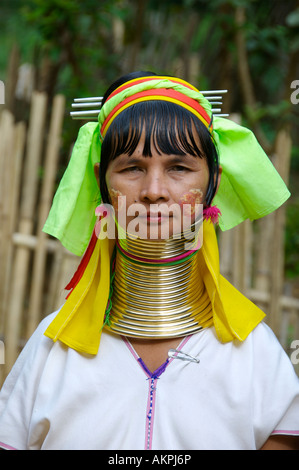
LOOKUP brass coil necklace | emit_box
[104,222,213,339]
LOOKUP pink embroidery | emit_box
[0,441,17,450]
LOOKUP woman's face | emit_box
[104,132,210,239]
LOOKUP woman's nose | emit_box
[140,172,170,203]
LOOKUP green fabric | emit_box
[43,79,290,256]
[43,122,101,256]
[213,117,290,231]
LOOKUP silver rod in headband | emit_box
[70,90,229,120]
[70,110,100,116]
[74,97,103,102]
[205,96,222,101]
[200,90,228,95]
[72,102,102,108]
[73,90,227,102]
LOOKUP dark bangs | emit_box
[100,100,219,205]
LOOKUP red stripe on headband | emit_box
[105,76,197,103]
[101,89,211,136]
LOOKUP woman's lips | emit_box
[146,214,162,223]
[146,211,174,222]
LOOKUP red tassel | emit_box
[64,229,98,294]
[65,205,111,295]
[203,206,221,224]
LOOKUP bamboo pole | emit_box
[254,215,275,297]
[12,232,59,251]
[232,220,252,294]
[26,94,65,338]
[0,111,15,333]
[4,92,48,376]
[45,244,66,314]
[0,121,26,335]
[46,249,79,314]
[0,112,15,387]
[268,127,292,337]
[218,229,233,283]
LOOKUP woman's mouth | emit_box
[146,211,173,223]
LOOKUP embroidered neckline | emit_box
[122,335,193,450]
[137,357,169,379]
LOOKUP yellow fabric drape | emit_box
[199,220,265,343]
[45,236,115,355]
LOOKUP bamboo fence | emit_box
[0,92,79,385]
[0,91,299,386]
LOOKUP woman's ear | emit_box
[94,162,100,189]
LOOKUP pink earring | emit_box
[203,205,221,224]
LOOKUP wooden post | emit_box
[268,127,292,338]
[5,44,20,114]
[4,92,48,375]
[46,248,79,314]
[26,94,65,337]
[0,120,26,334]
[0,114,26,386]
[0,112,15,332]
[218,229,233,283]
[232,220,252,294]
[254,215,275,297]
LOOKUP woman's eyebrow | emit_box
[167,154,196,163]
[112,153,199,169]
[165,154,201,167]
[112,155,143,168]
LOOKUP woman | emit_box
[0,72,298,450]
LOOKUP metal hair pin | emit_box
[168,349,200,364]
[70,90,229,120]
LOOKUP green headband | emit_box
[43,78,290,256]
[98,77,213,138]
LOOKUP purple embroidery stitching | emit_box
[122,335,192,449]
[137,358,169,449]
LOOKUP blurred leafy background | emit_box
[0,0,299,282]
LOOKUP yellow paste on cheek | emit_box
[179,188,203,216]
[109,188,125,211]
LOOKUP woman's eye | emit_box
[171,165,189,172]
[122,166,142,173]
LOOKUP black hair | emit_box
[99,71,219,206]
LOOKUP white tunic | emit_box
[0,311,299,450]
